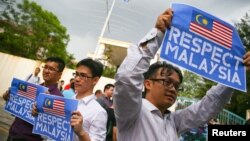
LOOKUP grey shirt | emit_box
[113,28,234,141]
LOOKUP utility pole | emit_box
[94,0,116,59]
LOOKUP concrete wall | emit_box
[0,52,115,96]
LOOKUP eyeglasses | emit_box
[73,71,93,80]
[42,65,58,72]
[150,78,180,91]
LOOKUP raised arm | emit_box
[113,9,173,131]
[174,50,250,134]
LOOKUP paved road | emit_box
[0,98,14,141]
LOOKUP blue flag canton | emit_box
[43,98,53,108]
[191,11,213,29]
[17,82,37,100]
[189,10,233,49]
[43,98,65,117]
[18,83,27,91]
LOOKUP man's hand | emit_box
[71,111,90,141]
[71,111,84,134]
[31,102,39,117]
[243,51,250,71]
[155,8,173,33]
[2,89,10,101]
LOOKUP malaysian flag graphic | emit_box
[17,83,37,100]
[43,98,65,117]
[189,11,233,49]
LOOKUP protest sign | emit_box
[4,78,48,124]
[160,3,246,92]
[33,93,78,141]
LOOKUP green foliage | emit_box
[102,66,116,79]
[225,11,250,118]
[0,0,75,68]
[101,45,117,78]
[179,71,210,99]
[235,12,250,48]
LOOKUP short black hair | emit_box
[76,58,103,77]
[45,57,65,72]
[143,61,183,83]
[70,82,75,90]
[95,89,102,95]
[104,83,114,92]
[70,78,74,82]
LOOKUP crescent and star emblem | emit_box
[45,99,52,106]
[19,84,25,90]
[195,14,208,26]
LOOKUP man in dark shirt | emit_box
[97,84,116,141]
[98,83,114,108]
[2,57,65,141]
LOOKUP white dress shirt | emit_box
[114,28,234,141]
[73,94,107,141]
[26,74,41,84]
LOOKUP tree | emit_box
[0,0,75,68]
[179,71,205,99]
[0,0,15,12]
[225,11,250,118]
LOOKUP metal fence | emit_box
[176,96,246,125]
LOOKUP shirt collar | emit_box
[143,99,159,112]
[143,99,171,117]
[41,83,58,93]
[75,94,95,105]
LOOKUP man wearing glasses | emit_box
[3,57,65,141]
[113,8,250,141]
[70,58,107,141]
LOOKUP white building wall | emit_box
[0,52,115,96]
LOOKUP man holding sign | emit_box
[70,58,107,141]
[160,4,247,92]
[3,57,65,141]
[33,58,108,141]
[113,6,250,141]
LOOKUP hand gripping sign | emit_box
[160,3,246,92]
[33,93,78,141]
[5,78,48,124]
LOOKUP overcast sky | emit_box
[31,0,250,61]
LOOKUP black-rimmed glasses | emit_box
[73,71,93,80]
[150,78,180,91]
[42,65,58,72]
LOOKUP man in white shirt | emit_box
[113,8,250,141]
[26,67,41,84]
[71,58,107,141]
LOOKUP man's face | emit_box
[74,65,98,95]
[105,87,114,98]
[95,92,102,99]
[42,61,62,84]
[145,68,180,110]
